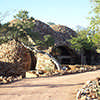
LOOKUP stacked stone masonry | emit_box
[0,40,31,78]
[36,53,55,71]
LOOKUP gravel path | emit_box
[0,70,100,100]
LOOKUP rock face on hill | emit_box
[0,40,31,77]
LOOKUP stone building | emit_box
[31,20,80,71]
[0,19,80,76]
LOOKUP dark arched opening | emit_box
[51,46,80,64]
[51,46,72,64]
[29,51,37,70]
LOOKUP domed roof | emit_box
[33,20,77,46]
[50,24,76,37]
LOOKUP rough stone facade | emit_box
[33,20,76,46]
[36,53,55,72]
[0,40,31,77]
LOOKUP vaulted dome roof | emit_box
[33,20,77,46]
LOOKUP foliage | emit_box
[40,35,54,48]
[69,28,95,51]
[70,0,100,51]
[0,22,11,44]
[9,10,35,44]
[89,0,100,48]
[0,10,55,49]
[0,11,11,44]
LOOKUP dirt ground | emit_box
[0,70,100,100]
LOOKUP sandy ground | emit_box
[0,70,100,100]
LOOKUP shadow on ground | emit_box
[0,82,84,88]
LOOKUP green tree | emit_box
[89,0,100,48]
[8,10,54,49]
[69,28,96,64]
[9,10,36,44]
[0,12,9,44]
[70,28,95,51]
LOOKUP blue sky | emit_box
[0,0,92,30]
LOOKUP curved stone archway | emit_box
[51,46,79,64]
[29,51,37,70]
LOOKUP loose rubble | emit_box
[0,63,99,84]
[25,65,99,78]
[76,77,100,100]
[0,75,23,84]
[60,65,97,75]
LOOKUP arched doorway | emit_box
[51,46,75,64]
[29,51,37,70]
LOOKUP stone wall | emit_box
[0,40,31,77]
